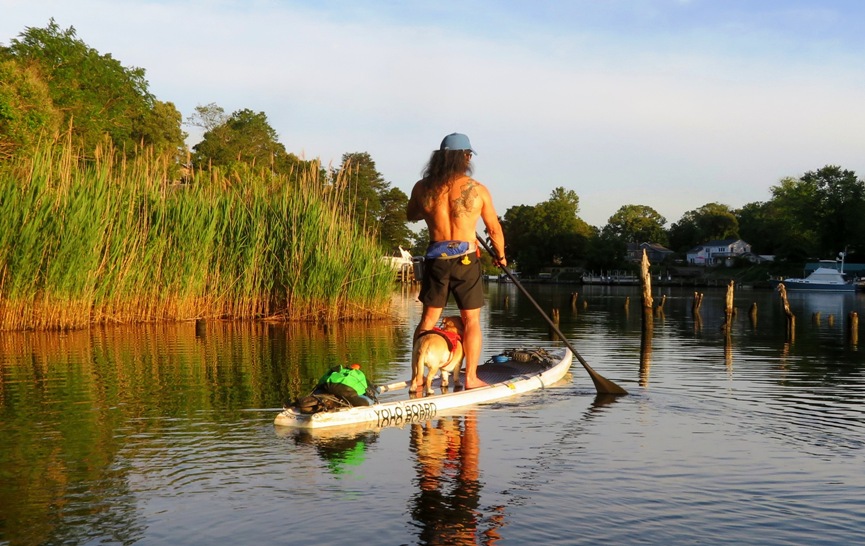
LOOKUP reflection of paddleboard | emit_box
[274,348,573,430]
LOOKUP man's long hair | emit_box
[420,150,473,192]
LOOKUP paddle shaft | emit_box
[377,379,409,393]
[476,233,628,395]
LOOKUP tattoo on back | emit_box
[452,181,478,218]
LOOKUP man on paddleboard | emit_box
[406,133,507,390]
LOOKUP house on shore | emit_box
[687,238,752,267]
[626,242,675,264]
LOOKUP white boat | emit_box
[274,347,573,430]
[770,259,856,292]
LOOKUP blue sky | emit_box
[3,0,864,228]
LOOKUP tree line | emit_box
[502,165,864,275]
[2,21,863,277]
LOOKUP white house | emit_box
[686,239,752,267]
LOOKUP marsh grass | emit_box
[0,140,395,330]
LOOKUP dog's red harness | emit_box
[418,327,462,352]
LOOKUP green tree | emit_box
[584,230,627,271]
[736,201,776,255]
[767,175,823,260]
[759,166,865,260]
[186,103,228,133]
[409,227,430,256]
[191,108,300,173]
[336,152,387,228]
[6,19,184,157]
[0,57,61,159]
[800,166,865,256]
[503,204,547,274]
[377,186,414,250]
[668,202,739,252]
[135,100,186,161]
[603,204,668,244]
[502,187,592,275]
[334,152,413,252]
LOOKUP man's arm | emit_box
[406,183,423,222]
[479,186,507,267]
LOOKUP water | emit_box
[1,284,864,545]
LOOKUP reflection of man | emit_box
[406,133,507,389]
[409,412,502,543]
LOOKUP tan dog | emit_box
[411,316,465,395]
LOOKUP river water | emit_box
[1,283,864,545]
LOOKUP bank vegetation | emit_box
[0,139,395,331]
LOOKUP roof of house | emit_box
[626,242,674,253]
[687,238,750,253]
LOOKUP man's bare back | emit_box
[407,174,505,260]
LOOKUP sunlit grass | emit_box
[0,140,395,330]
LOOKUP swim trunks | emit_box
[419,242,483,309]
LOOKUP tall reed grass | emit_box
[0,140,396,330]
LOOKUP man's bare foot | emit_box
[464,378,489,389]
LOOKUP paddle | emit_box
[475,233,628,395]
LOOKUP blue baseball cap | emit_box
[439,133,476,154]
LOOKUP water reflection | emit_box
[2,286,864,545]
[0,321,407,545]
[640,309,653,387]
[408,411,499,545]
[293,429,379,477]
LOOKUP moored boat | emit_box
[769,260,856,292]
[274,347,573,430]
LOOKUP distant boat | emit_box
[769,258,856,292]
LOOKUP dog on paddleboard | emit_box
[411,316,465,395]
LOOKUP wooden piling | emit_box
[692,291,704,315]
[549,308,561,341]
[722,280,734,333]
[570,292,578,310]
[849,311,859,345]
[640,249,653,311]
[777,283,795,341]
[640,249,654,338]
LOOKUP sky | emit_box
[2,0,864,228]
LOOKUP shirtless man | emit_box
[406,133,507,390]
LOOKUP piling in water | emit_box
[777,283,795,342]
